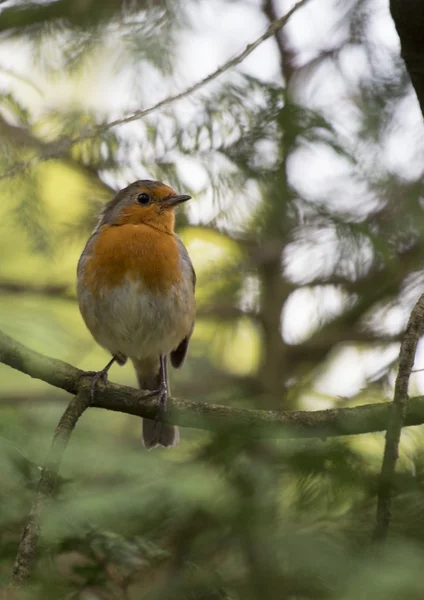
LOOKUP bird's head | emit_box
[99,180,191,233]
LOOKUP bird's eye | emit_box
[137,193,150,205]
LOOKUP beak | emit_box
[163,194,191,207]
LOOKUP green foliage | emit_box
[3,426,424,598]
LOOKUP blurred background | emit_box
[2,0,424,597]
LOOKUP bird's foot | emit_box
[78,368,110,401]
[155,383,168,425]
[78,356,117,400]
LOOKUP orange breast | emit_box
[82,224,183,294]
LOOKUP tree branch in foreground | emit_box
[0,0,310,181]
[373,293,424,542]
[2,327,424,439]
[8,391,90,590]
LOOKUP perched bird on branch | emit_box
[77,180,196,448]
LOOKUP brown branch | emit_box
[8,391,90,590]
[0,0,311,181]
[390,0,424,119]
[262,0,287,70]
[3,327,424,440]
[262,0,295,84]
[373,293,424,542]
[285,242,424,368]
[197,305,260,321]
[0,279,75,300]
[0,115,114,194]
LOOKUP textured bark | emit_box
[3,327,424,439]
[373,294,424,542]
[9,392,90,589]
[256,0,298,409]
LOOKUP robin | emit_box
[76,180,196,449]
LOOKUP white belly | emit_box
[78,277,194,360]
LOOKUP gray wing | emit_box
[177,235,196,289]
[76,231,98,297]
[170,237,196,369]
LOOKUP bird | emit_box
[76,180,196,449]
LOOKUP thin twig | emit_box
[8,391,90,589]
[373,293,424,542]
[0,0,310,181]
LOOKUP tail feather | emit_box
[134,359,179,449]
[142,418,180,449]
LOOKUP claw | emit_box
[155,382,168,425]
[158,382,168,413]
[78,369,109,400]
[78,356,117,400]
[139,355,169,433]
[90,370,109,399]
